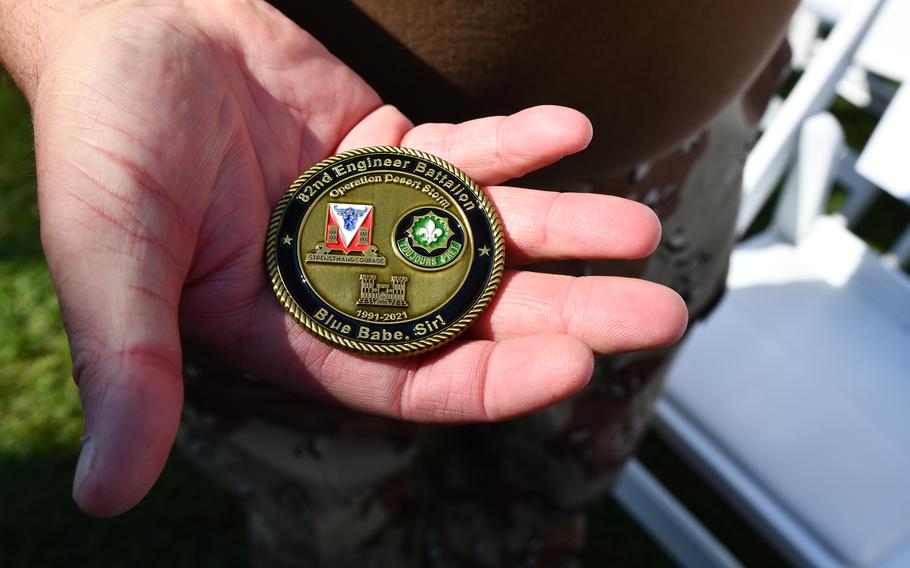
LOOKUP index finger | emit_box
[400,105,593,186]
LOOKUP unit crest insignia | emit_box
[305,202,386,266]
[395,207,465,270]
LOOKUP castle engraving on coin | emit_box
[266,146,504,356]
[357,274,408,308]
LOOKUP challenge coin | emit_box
[266,146,504,356]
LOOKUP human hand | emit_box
[2,0,687,516]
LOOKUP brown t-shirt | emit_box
[270,0,795,179]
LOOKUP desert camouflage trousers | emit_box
[180,347,679,568]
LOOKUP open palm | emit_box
[30,1,686,516]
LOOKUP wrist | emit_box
[0,1,115,102]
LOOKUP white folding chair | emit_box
[654,109,910,568]
[613,1,910,566]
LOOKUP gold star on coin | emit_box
[281,234,293,246]
[478,245,490,256]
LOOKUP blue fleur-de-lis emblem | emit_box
[334,206,367,231]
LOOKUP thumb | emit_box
[36,121,190,517]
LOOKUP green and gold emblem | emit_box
[394,207,465,270]
[409,213,450,251]
[266,147,504,356]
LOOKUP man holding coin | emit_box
[1,0,795,565]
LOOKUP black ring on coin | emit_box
[266,146,505,357]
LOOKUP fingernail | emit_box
[73,435,96,499]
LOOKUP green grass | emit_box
[0,73,250,567]
[0,77,81,458]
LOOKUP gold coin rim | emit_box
[266,146,505,357]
